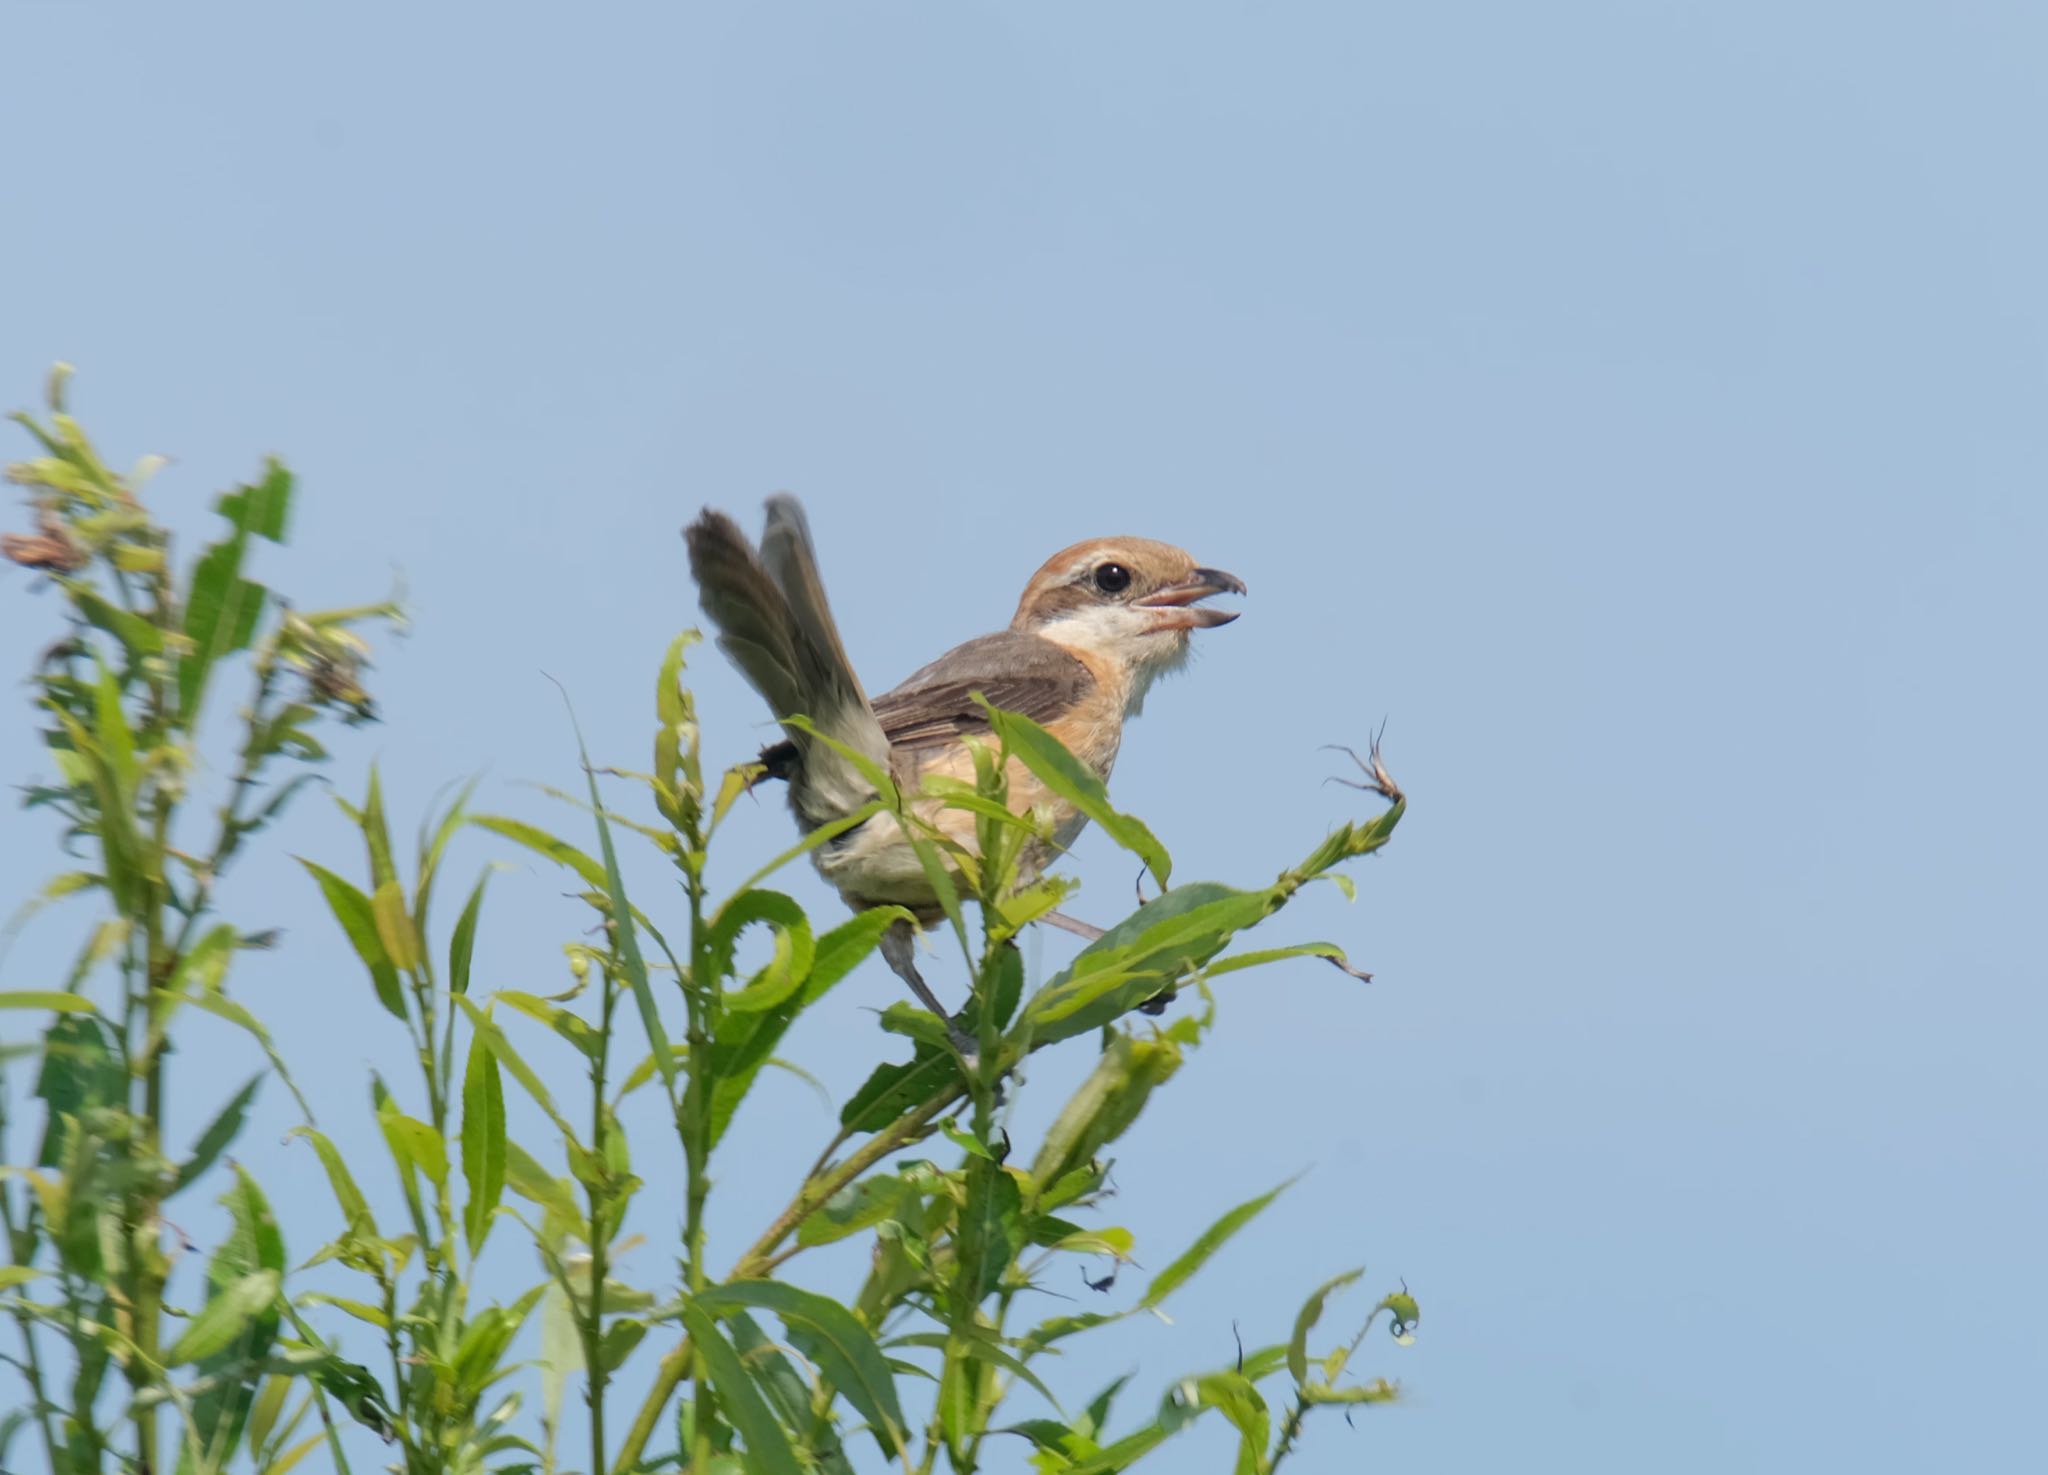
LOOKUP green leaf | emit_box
[539,1283,582,1438]
[1379,1288,1420,1345]
[299,1293,391,1330]
[413,777,479,936]
[1287,1268,1364,1385]
[370,879,421,974]
[217,458,294,542]
[709,904,910,1147]
[696,1279,910,1462]
[980,700,1172,888]
[1302,1378,1398,1405]
[44,702,146,914]
[73,587,162,656]
[167,922,238,995]
[298,859,406,1020]
[170,1074,263,1197]
[653,632,701,828]
[797,1172,911,1248]
[454,995,576,1138]
[729,1310,857,1475]
[179,516,267,721]
[904,828,972,964]
[374,1092,448,1199]
[566,713,674,1096]
[451,1290,543,1396]
[958,1166,1027,1302]
[176,1168,287,1467]
[838,1046,962,1135]
[1021,883,1274,1046]
[355,767,399,891]
[1203,941,1363,981]
[260,1431,327,1475]
[1142,1177,1295,1310]
[1289,803,1405,882]
[245,1373,292,1458]
[1180,1372,1269,1475]
[470,814,608,892]
[892,1328,1063,1417]
[1064,1422,1176,1474]
[497,990,602,1059]
[448,866,492,995]
[33,1014,122,1167]
[1029,1032,1182,1191]
[462,1028,507,1257]
[680,1300,804,1475]
[286,1128,375,1236]
[707,890,815,1014]
[166,1269,282,1365]
[179,993,314,1121]
[504,1142,583,1229]
[0,991,97,1014]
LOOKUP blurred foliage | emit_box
[3,371,1417,1474]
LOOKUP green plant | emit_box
[4,372,1418,1475]
[1,365,399,1474]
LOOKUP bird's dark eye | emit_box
[1093,562,1132,595]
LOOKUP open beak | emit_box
[1137,566,1248,630]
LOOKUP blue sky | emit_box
[3,5,2044,1471]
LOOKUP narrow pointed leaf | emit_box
[696,1279,909,1461]
[980,700,1171,887]
[170,1075,263,1197]
[298,860,405,1020]
[462,1029,507,1256]
[1142,1178,1295,1310]
[680,1300,804,1475]
[1287,1268,1364,1385]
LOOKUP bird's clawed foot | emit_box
[880,919,984,1066]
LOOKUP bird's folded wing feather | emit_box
[871,631,1096,751]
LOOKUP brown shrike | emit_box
[684,496,1244,1028]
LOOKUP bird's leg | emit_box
[880,919,980,1059]
[1039,910,1106,943]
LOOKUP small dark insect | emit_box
[1081,1264,1117,1294]
[1321,721,1403,805]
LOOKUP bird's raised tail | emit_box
[683,496,891,829]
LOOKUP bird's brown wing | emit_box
[870,631,1095,751]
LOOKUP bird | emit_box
[683,495,1245,1033]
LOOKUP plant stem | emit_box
[681,876,715,1475]
[1268,1398,1310,1470]
[0,1189,61,1475]
[584,960,620,1475]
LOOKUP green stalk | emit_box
[682,874,715,1475]
[583,958,621,1475]
[0,1188,62,1475]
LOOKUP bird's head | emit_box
[1011,537,1246,693]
